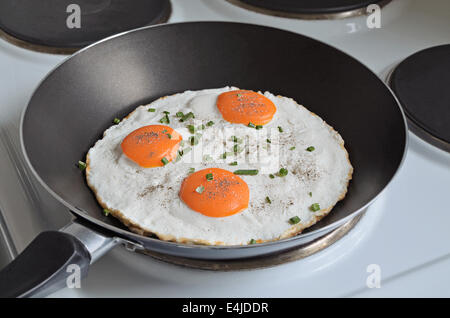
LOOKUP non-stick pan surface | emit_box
[21,22,407,260]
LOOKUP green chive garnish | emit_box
[102,208,110,216]
[195,185,205,194]
[233,144,240,153]
[188,168,195,174]
[159,114,170,124]
[255,125,263,130]
[176,111,184,117]
[206,121,214,127]
[187,125,196,134]
[269,174,275,179]
[266,196,272,204]
[237,93,242,97]
[167,133,172,139]
[309,192,312,197]
[206,173,214,181]
[198,124,205,130]
[190,136,199,146]
[231,136,238,142]
[229,161,238,166]
[161,157,169,165]
[248,122,256,128]
[179,147,191,157]
[278,126,283,133]
[306,146,315,152]
[203,154,213,162]
[289,216,301,225]
[310,203,320,212]
[249,239,256,244]
[163,111,170,115]
[78,161,86,171]
[180,112,195,122]
[234,169,259,176]
[113,118,120,124]
[278,168,288,177]
[289,146,296,150]
[266,139,271,143]
[148,108,156,112]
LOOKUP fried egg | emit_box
[86,87,353,245]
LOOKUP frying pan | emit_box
[0,22,407,297]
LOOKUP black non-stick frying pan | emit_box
[0,22,407,298]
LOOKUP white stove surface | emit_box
[0,0,449,297]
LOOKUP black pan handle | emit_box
[0,231,91,298]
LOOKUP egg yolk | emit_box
[121,125,182,168]
[179,168,249,218]
[217,90,276,126]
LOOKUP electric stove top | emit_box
[0,0,450,297]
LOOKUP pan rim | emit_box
[19,21,409,251]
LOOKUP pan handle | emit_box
[0,220,119,298]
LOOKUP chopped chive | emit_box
[289,146,296,150]
[289,216,301,225]
[198,124,205,130]
[278,126,283,133]
[78,161,86,171]
[161,129,167,133]
[195,185,205,194]
[237,93,242,97]
[266,139,271,143]
[113,118,120,124]
[206,121,214,127]
[234,169,259,176]
[163,111,170,115]
[306,146,315,152]
[248,122,256,128]
[265,196,272,204]
[233,144,240,153]
[203,154,213,162]
[161,157,169,165]
[189,136,199,146]
[308,192,312,197]
[180,112,195,122]
[187,124,196,134]
[206,173,214,181]
[102,208,110,216]
[249,239,256,244]
[159,114,170,124]
[231,136,243,144]
[176,111,184,117]
[221,152,233,159]
[269,174,275,179]
[179,147,192,157]
[310,203,321,212]
[148,108,156,112]
[167,133,172,139]
[278,168,288,177]
[229,161,238,166]
[255,125,263,130]
[188,168,195,174]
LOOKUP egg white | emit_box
[86,87,352,245]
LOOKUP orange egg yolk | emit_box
[217,90,276,126]
[121,125,182,168]
[179,168,249,218]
